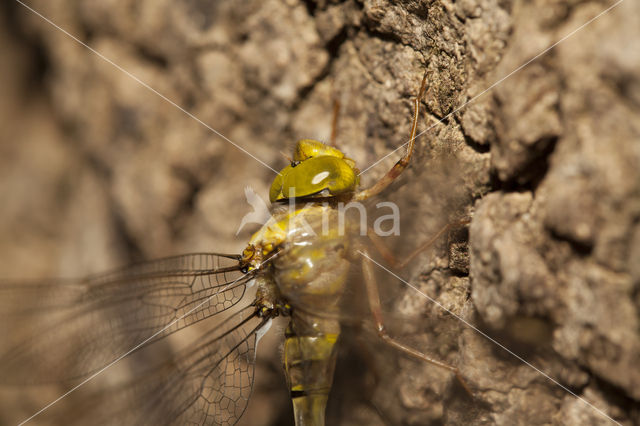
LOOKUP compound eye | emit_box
[269,156,358,202]
[294,139,345,161]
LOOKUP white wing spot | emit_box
[311,171,330,185]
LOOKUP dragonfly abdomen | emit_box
[283,316,340,426]
[249,204,359,426]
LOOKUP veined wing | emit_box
[58,305,268,426]
[0,253,254,384]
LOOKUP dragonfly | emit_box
[0,73,470,426]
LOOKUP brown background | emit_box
[0,0,638,425]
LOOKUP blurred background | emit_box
[1,0,639,425]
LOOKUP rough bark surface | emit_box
[0,0,638,425]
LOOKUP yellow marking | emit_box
[294,139,345,161]
[324,333,338,344]
[248,204,331,258]
[284,334,339,362]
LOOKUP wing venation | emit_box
[0,253,253,384]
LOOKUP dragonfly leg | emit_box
[360,247,473,396]
[354,72,428,201]
[367,218,470,270]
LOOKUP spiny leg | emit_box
[355,72,428,201]
[367,218,470,270]
[359,246,473,396]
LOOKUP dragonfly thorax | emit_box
[246,203,355,312]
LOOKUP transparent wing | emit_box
[27,304,266,426]
[0,253,253,384]
[60,305,267,426]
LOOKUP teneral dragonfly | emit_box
[0,73,470,425]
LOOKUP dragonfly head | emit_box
[269,139,359,203]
